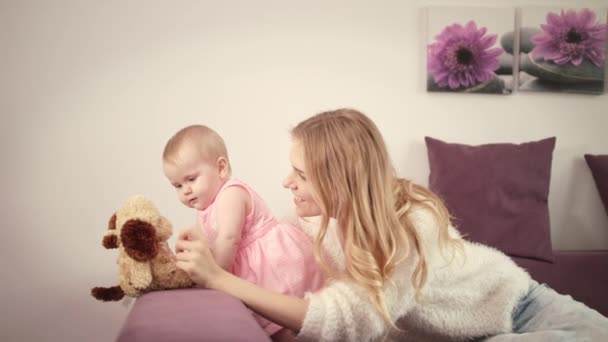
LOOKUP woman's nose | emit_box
[282,175,293,189]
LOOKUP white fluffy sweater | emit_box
[293,206,531,342]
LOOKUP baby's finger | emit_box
[175,250,193,262]
[177,228,193,241]
[175,239,197,253]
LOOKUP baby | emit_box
[162,125,324,340]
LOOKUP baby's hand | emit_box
[175,225,222,288]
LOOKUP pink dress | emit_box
[198,179,325,335]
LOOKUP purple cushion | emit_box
[117,289,271,342]
[584,154,608,218]
[425,136,556,263]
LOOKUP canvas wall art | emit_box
[426,7,516,95]
[518,7,608,94]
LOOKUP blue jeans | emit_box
[485,280,608,341]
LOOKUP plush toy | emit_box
[91,195,194,301]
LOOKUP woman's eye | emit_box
[298,173,306,181]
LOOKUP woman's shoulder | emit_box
[405,203,462,235]
[405,204,444,234]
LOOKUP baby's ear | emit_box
[217,157,229,178]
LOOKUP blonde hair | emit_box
[291,108,463,329]
[163,125,232,175]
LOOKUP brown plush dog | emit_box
[91,195,194,301]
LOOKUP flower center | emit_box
[456,48,474,65]
[565,29,583,43]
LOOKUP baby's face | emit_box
[163,145,226,211]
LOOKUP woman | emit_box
[175,108,608,341]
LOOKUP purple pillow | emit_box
[425,136,556,263]
[585,154,608,218]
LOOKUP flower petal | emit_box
[571,55,583,65]
[479,34,498,49]
[547,12,562,27]
[448,74,460,89]
[580,9,596,29]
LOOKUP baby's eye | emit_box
[187,176,197,182]
[174,184,182,189]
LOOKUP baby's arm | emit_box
[213,186,250,272]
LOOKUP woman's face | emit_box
[282,139,322,217]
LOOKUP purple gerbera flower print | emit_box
[428,21,503,89]
[531,9,608,67]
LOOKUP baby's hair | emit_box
[163,125,232,175]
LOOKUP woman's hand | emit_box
[175,225,224,288]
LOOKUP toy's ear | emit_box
[102,234,118,249]
[109,214,117,230]
[121,219,159,262]
[102,213,119,248]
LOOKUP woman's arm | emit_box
[213,186,247,271]
[175,226,308,332]
[210,270,309,331]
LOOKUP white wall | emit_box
[1,0,607,340]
